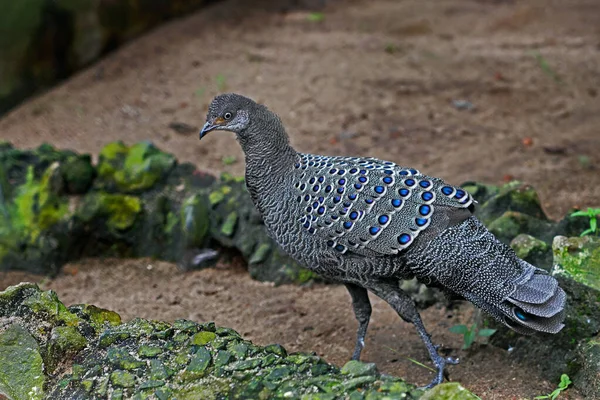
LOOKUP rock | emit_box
[552,235,600,291]
[490,236,600,390]
[510,234,552,271]
[0,283,480,399]
[0,324,45,400]
[341,360,378,377]
[475,181,548,226]
[571,339,600,399]
[420,382,480,400]
[96,141,175,193]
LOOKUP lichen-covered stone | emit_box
[77,192,142,232]
[552,235,600,291]
[0,324,45,400]
[420,382,480,400]
[0,283,482,399]
[476,181,547,225]
[341,360,378,377]
[96,141,175,193]
[571,339,600,399]
[510,234,552,271]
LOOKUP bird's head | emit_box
[199,93,258,140]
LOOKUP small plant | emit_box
[534,374,571,400]
[194,87,206,98]
[530,51,562,83]
[222,155,237,166]
[215,74,227,92]
[570,207,600,236]
[307,12,325,22]
[449,323,496,350]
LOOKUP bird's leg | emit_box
[367,282,458,389]
[344,283,372,361]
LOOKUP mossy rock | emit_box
[490,236,600,386]
[510,234,552,271]
[0,283,481,399]
[552,235,600,291]
[571,338,600,399]
[96,141,175,193]
[476,181,547,226]
[77,192,142,234]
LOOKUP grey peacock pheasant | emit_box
[199,93,566,388]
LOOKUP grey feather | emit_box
[200,93,566,388]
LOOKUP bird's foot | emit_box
[418,354,459,390]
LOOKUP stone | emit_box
[510,234,552,271]
[552,235,600,291]
[341,360,378,377]
[571,339,600,399]
[0,324,45,400]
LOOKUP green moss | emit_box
[180,194,210,247]
[78,192,142,232]
[60,154,96,194]
[22,288,80,327]
[220,211,238,237]
[552,236,600,291]
[108,347,146,370]
[8,164,69,240]
[209,185,232,206]
[420,382,479,399]
[0,324,45,400]
[69,304,122,330]
[138,345,163,358]
[97,141,175,192]
[47,325,87,371]
[341,361,378,377]
[110,370,137,388]
[249,243,271,264]
[181,346,212,380]
[192,331,217,345]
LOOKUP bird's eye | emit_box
[224,112,232,120]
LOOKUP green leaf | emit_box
[463,325,477,349]
[581,228,594,237]
[307,12,325,22]
[590,217,597,233]
[559,374,571,389]
[570,210,589,217]
[449,325,468,335]
[478,328,497,337]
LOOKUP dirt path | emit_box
[1,0,598,398]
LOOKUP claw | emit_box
[418,352,460,390]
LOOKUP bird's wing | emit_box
[293,153,475,256]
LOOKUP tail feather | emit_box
[404,216,567,336]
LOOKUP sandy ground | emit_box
[1,0,599,398]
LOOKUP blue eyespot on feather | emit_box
[419,205,431,216]
[398,233,411,244]
[378,215,389,224]
[374,186,385,194]
[398,188,410,197]
[514,307,528,321]
[419,180,431,188]
[441,186,454,195]
[392,199,402,208]
[421,192,433,201]
[369,226,379,235]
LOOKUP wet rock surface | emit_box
[0,283,480,399]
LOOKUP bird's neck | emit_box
[239,118,298,208]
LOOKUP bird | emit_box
[199,93,566,388]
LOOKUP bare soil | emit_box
[1,0,599,398]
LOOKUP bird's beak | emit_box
[199,122,215,140]
[199,117,225,140]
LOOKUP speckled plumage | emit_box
[200,93,566,388]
